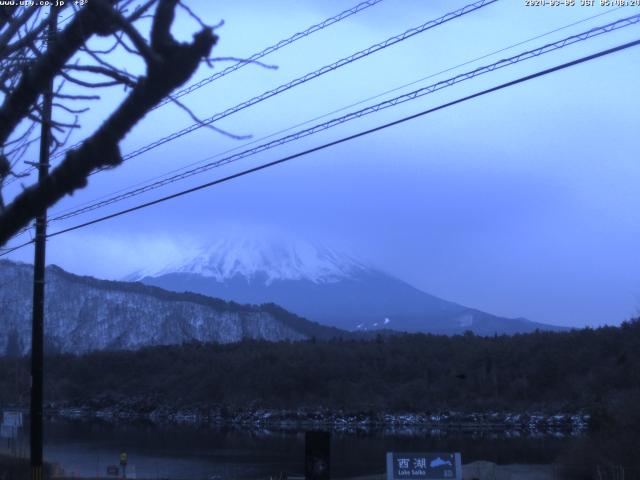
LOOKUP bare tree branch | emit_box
[62,65,137,88]
[2,13,49,57]
[59,70,125,89]
[0,0,119,144]
[177,1,210,30]
[0,0,218,246]
[0,6,37,54]
[169,95,251,141]
[126,0,158,23]
[207,56,278,70]
[53,103,90,115]
[54,92,101,101]
[110,10,160,64]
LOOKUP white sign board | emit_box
[386,452,462,480]
[2,411,23,427]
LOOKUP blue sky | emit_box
[4,0,640,327]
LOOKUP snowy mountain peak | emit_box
[132,230,566,336]
[133,232,369,285]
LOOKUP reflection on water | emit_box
[14,419,583,479]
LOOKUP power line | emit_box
[0,239,33,257]
[155,0,386,109]
[45,13,640,224]
[6,0,480,209]
[292,5,625,129]
[46,0,386,165]
[104,0,498,166]
[6,0,485,194]
[6,9,638,242]
[3,36,638,257]
[10,0,489,186]
[43,5,626,222]
[5,8,636,241]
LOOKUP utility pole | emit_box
[31,6,56,480]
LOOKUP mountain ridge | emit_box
[0,259,349,356]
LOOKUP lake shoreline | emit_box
[26,403,590,436]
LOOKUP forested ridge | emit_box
[3,320,640,473]
[2,319,639,417]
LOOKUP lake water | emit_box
[7,419,582,479]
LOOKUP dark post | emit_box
[30,6,56,480]
[305,431,331,480]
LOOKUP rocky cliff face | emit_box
[0,260,339,355]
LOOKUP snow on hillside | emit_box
[0,260,325,355]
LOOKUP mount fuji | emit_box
[135,233,563,336]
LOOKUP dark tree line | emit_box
[2,320,640,474]
[2,319,639,417]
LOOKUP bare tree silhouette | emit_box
[0,0,219,246]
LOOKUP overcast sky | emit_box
[4,0,640,328]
